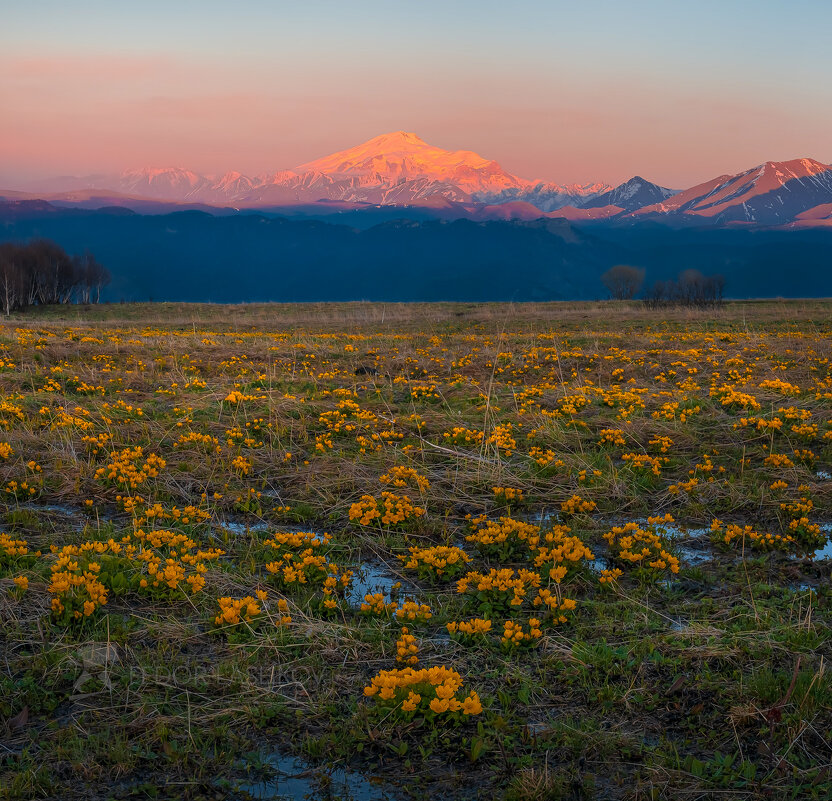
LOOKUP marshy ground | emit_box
[0,300,830,800]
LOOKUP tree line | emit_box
[0,239,110,315]
[601,264,726,308]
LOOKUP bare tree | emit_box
[601,264,645,300]
[0,240,108,312]
[0,243,23,316]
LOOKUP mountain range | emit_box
[4,131,832,227]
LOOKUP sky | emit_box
[2,0,831,189]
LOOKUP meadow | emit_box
[0,300,830,800]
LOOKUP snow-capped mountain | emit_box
[117,167,209,200]
[12,135,832,226]
[43,132,609,210]
[473,182,613,212]
[580,176,676,212]
[632,158,832,224]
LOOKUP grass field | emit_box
[0,301,830,800]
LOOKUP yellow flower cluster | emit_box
[532,533,595,581]
[603,521,680,575]
[711,385,761,411]
[398,545,471,580]
[443,427,484,447]
[598,428,626,447]
[758,379,801,396]
[648,436,674,453]
[622,452,668,476]
[363,665,482,716]
[532,589,577,623]
[94,447,166,490]
[360,592,399,616]
[174,431,221,453]
[348,492,426,528]
[492,486,524,504]
[395,600,433,623]
[464,515,543,559]
[263,531,350,609]
[561,494,597,514]
[215,594,263,626]
[763,452,795,471]
[456,568,541,610]
[1,532,29,560]
[598,568,624,585]
[502,618,542,648]
[0,442,12,459]
[223,390,266,404]
[710,519,795,552]
[48,557,108,621]
[379,466,430,492]
[528,447,563,468]
[231,454,252,475]
[396,627,419,665]
[446,617,492,640]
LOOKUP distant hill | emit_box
[2,200,832,302]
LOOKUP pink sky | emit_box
[3,2,831,189]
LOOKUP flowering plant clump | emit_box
[778,497,826,552]
[395,627,419,665]
[501,618,543,649]
[456,568,541,614]
[264,540,352,611]
[348,492,425,528]
[94,446,166,491]
[531,529,595,583]
[603,519,680,577]
[446,617,492,642]
[710,520,796,552]
[398,545,471,581]
[492,486,524,508]
[464,515,543,560]
[379,466,430,492]
[598,428,626,448]
[120,498,211,531]
[532,589,578,623]
[359,592,399,617]
[0,532,34,573]
[560,495,597,515]
[622,452,668,477]
[48,554,108,624]
[363,665,482,717]
[598,568,624,586]
[395,600,433,623]
[213,591,291,631]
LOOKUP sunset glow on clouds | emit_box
[3,0,831,188]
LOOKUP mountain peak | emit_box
[293,130,527,195]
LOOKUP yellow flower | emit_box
[430,697,450,714]
[462,692,483,715]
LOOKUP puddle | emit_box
[346,560,418,607]
[816,470,831,480]
[812,525,832,559]
[587,555,611,574]
[216,520,271,537]
[530,509,562,526]
[23,503,88,516]
[234,750,398,800]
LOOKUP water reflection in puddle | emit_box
[235,750,397,800]
[346,560,418,607]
